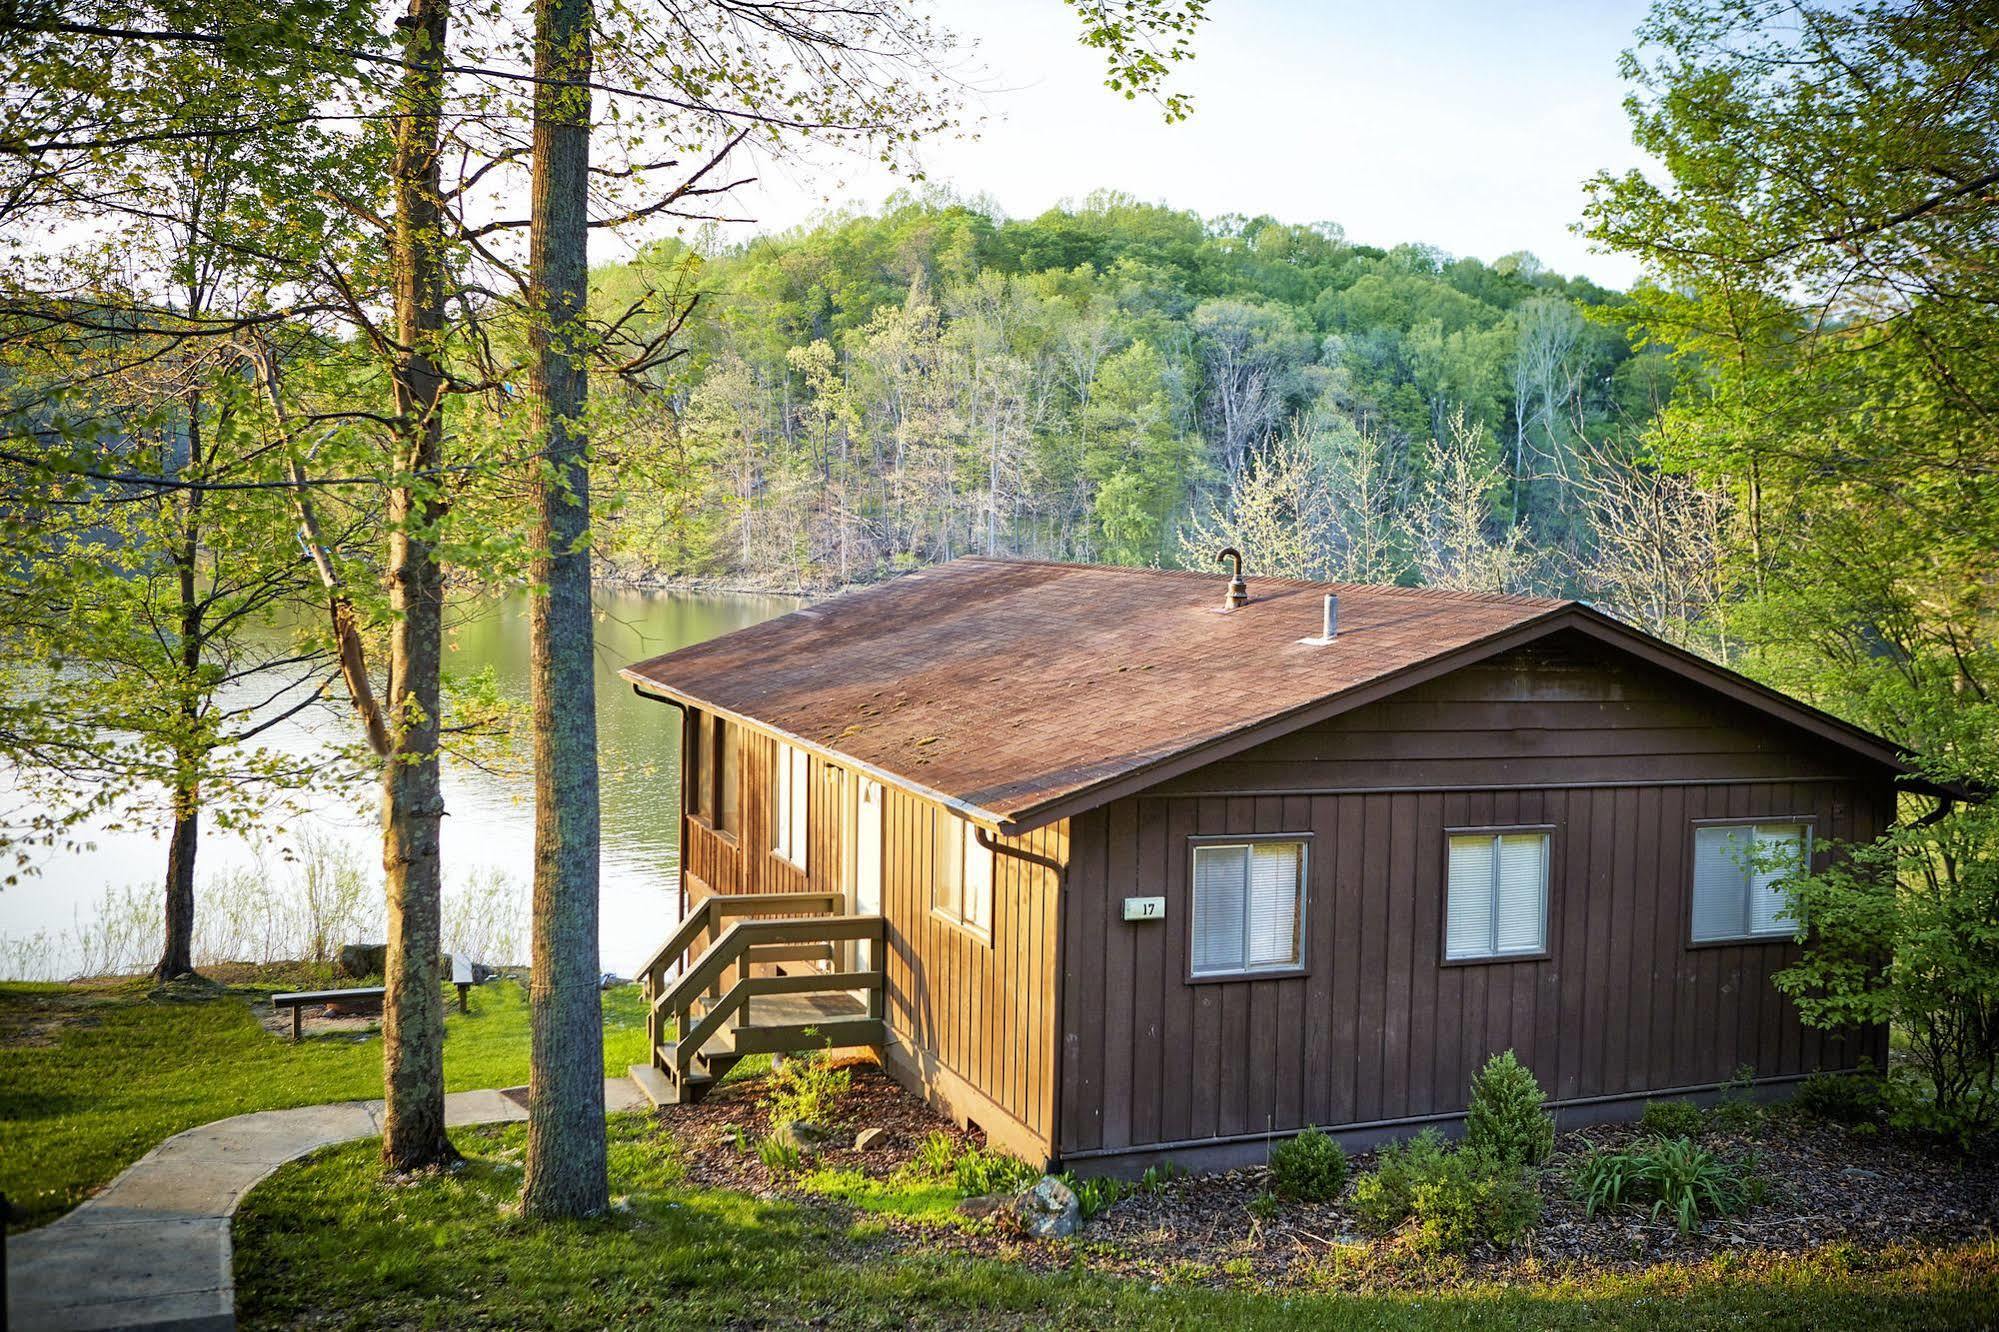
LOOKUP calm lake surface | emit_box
[0,588,797,979]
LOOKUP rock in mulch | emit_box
[854,1126,888,1152]
[1016,1176,1082,1238]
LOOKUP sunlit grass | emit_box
[1,975,648,1230]
[232,1116,1999,1331]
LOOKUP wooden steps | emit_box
[638,894,887,1108]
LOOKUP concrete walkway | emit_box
[8,1079,646,1332]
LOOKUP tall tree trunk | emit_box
[380,0,456,1174]
[155,401,204,981]
[155,789,197,978]
[520,0,607,1220]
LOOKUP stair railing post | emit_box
[735,951,751,1029]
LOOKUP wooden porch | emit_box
[633,890,885,1106]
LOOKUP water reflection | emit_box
[0,587,797,978]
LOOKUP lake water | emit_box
[0,587,798,980]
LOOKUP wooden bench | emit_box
[272,986,385,1041]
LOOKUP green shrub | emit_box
[952,1145,1038,1197]
[1405,1149,1541,1254]
[1269,1126,1349,1202]
[755,1131,803,1174]
[1707,1064,1763,1131]
[1350,1128,1450,1233]
[907,1130,958,1179]
[1463,1050,1555,1166]
[1639,1098,1706,1137]
[1570,1135,1749,1233]
[763,1047,851,1128]
[1138,1162,1186,1194]
[1792,1062,1892,1126]
[1059,1172,1128,1220]
[1772,804,1999,1147]
[1350,1129,1538,1252]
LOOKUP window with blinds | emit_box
[932,814,994,940]
[772,744,810,869]
[1691,823,1807,942]
[1445,832,1548,961]
[1190,840,1306,978]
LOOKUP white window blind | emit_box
[1191,841,1305,977]
[772,744,810,869]
[1692,823,1805,942]
[932,815,993,938]
[1445,833,1548,960]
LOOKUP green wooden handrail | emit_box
[654,913,884,1018]
[638,890,845,990]
[673,968,885,1070]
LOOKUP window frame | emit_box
[686,709,710,823]
[1439,824,1555,967]
[1685,816,1815,948]
[715,720,741,839]
[772,743,810,870]
[931,812,994,944]
[1185,832,1313,984]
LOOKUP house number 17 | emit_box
[1122,896,1165,922]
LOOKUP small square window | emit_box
[1190,840,1306,978]
[1445,832,1548,961]
[1691,823,1808,943]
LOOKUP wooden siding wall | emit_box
[681,718,840,903]
[1058,638,1897,1158]
[879,786,1065,1150]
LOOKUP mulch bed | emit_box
[647,1060,1999,1293]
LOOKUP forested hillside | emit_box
[593,193,1688,614]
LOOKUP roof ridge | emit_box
[952,555,1569,607]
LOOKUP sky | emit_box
[709,0,1659,290]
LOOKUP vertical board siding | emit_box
[1057,774,1896,1156]
[881,785,1065,1149]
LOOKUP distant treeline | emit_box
[593,192,1682,598]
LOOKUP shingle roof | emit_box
[621,557,1585,829]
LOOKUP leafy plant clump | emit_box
[911,1130,959,1180]
[1463,1050,1556,1167]
[1571,1135,1750,1234]
[1269,1126,1349,1202]
[1639,1098,1707,1138]
[1061,1172,1129,1220]
[1707,1065,1764,1132]
[952,1146,1039,1197]
[756,1131,804,1174]
[1791,1061,1893,1128]
[1350,1129,1539,1254]
[763,1046,852,1129]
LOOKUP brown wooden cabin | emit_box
[620,557,1924,1174]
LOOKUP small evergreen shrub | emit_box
[952,1145,1038,1197]
[763,1046,852,1128]
[1269,1126,1349,1202]
[1463,1050,1556,1166]
[1639,1098,1706,1138]
[1350,1128,1538,1253]
[1792,1062,1892,1126]
[1570,1135,1749,1233]
[1350,1128,1451,1233]
[1405,1148,1541,1254]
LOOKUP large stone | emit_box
[1014,1174,1082,1239]
[335,942,388,978]
[853,1126,888,1152]
[775,1120,832,1153]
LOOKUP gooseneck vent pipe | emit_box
[1217,547,1248,610]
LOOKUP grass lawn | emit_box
[233,1115,1999,1332]
[1,972,649,1231]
